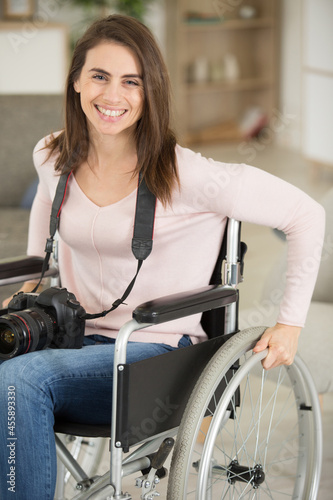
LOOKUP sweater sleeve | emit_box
[177,147,326,328]
[27,137,57,257]
[229,164,326,327]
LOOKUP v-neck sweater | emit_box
[27,135,325,347]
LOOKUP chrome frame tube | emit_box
[226,219,240,271]
[224,302,237,336]
[55,434,89,484]
[224,219,241,335]
[110,319,151,497]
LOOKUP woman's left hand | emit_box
[252,323,301,370]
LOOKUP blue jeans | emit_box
[0,335,191,499]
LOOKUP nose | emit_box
[103,78,122,103]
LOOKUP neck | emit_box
[88,130,137,175]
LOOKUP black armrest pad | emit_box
[0,256,45,280]
[133,285,237,324]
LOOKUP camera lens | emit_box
[0,309,55,360]
[0,326,16,354]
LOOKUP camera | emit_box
[0,287,86,360]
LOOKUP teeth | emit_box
[97,105,126,117]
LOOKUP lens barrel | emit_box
[0,308,55,360]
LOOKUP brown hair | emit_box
[46,14,178,205]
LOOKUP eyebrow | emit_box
[89,68,142,79]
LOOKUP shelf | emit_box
[166,0,278,143]
[182,17,275,32]
[186,78,273,94]
[185,121,242,145]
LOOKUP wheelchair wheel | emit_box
[168,327,322,499]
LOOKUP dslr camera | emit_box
[0,287,86,360]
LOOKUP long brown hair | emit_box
[46,15,179,205]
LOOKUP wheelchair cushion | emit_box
[54,420,111,438]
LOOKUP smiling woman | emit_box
[69,42,146,206]
[44,15,179,207]
[73,43,144,145]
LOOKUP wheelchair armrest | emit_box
[133,285,237,324]
[0,256,58,285]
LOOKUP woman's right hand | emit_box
[2,282,42,309]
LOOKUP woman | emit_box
[0,15,325,499]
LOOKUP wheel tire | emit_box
[167,326,322,499]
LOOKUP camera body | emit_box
[0,287,86,359]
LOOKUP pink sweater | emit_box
[27,136,325,347]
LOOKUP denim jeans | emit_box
[0,335,191,500]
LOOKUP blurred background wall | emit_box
[0,0,332,237]
[1,0,332,209]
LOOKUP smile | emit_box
[96,105,127,117]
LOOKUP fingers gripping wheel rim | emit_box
[167,327,321,500]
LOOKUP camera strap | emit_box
[32,171,157,320]
[31,172,73,294]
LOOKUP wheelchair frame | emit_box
[110,219,241,498]
[0,219,323,499]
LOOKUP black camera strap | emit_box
[31,172,73,294]
[32,171,156,319]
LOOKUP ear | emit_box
[73,80,81,93]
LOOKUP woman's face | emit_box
[74,42,144,144]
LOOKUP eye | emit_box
[92,74,107,81]
[124,79,139,86]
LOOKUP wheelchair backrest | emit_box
[201,219,244,339]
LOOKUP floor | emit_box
[96,143,333,499]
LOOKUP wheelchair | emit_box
[0,218,323,499]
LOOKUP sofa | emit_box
[0,95,63,302]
